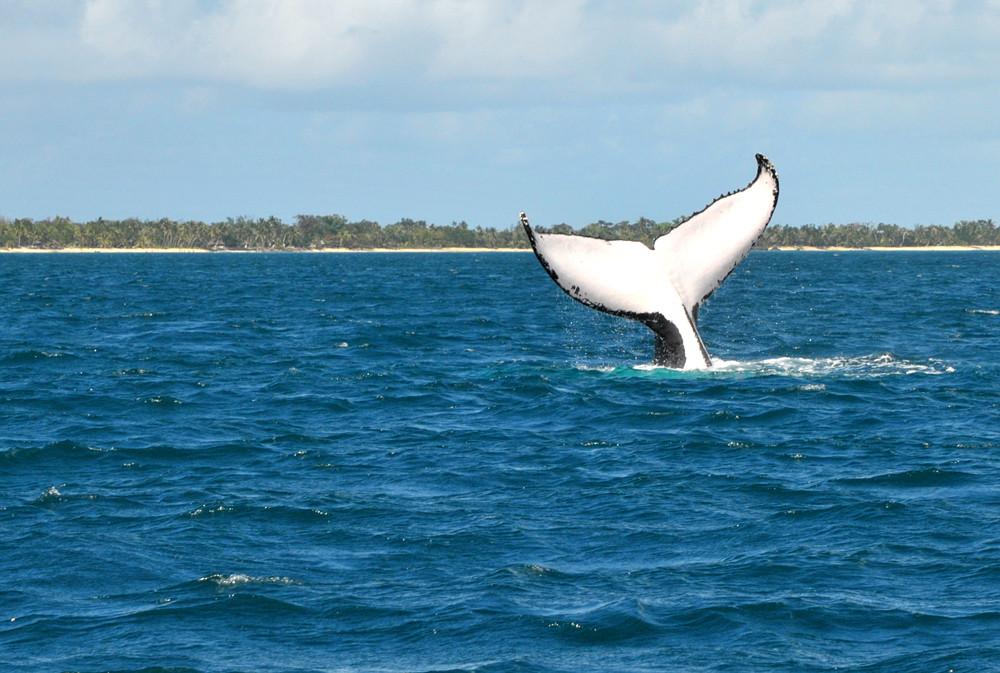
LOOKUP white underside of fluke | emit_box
[521,154,779,370]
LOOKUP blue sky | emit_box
[2,0,999,230]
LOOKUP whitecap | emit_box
[505,564,559,577]
[198,573,298,587]
[34,486,68,506]
[185,504,233,517]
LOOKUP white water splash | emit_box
[573,364,618,373]
[709,353,955,377]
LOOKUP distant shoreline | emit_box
[0,247,530,254]
[4,245,1000,253]
[772,245,1000,251]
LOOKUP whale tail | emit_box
[521,154,779,370]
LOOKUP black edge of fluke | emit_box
[520,211,559,282]
[755,152,779,205]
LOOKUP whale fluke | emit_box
[521,154,779,370]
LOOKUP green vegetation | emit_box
[0,215,529,251]
[0,214,997,250]
[758,220,1000,248]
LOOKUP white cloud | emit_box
[72,0,592,89]
[424,0,587,80]
[631,0,1000,90]
[3,0,1000,99]
[191,1,429,88]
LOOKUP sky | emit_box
[2,0,1000,230]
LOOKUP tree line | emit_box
[0,214,997,250]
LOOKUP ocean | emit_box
[2,250,999,673]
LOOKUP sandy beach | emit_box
[772,245,1000,251]
[4,245,1000,253]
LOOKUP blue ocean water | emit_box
[2,250,999,673]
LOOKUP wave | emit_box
[142,395,184,406]
[120,311,166,319]
[100,669,202,673]
[1,349,70,365]
[539,599,662,643]
[834,466,977,488]
[0,440,116,465]
[111,367,155,376]
[183,501,331,521]
[492,563,577,581]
